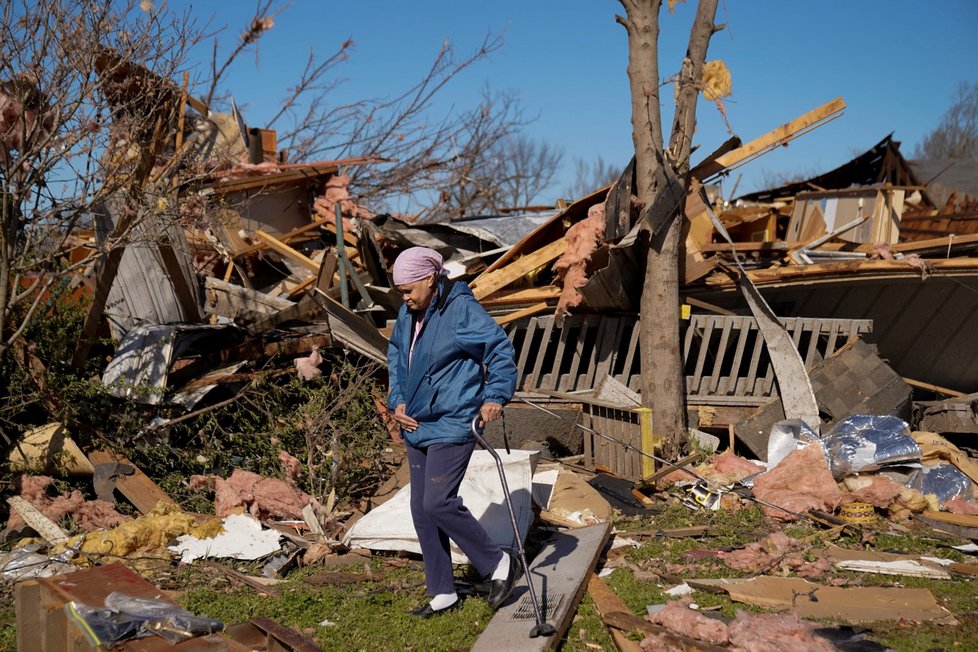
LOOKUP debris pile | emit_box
[3,50,978,652]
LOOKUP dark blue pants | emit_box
[406,440,504,596]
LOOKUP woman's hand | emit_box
[393,403,419,433]
[480,402,503,426]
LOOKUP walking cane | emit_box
[471,417,556,638]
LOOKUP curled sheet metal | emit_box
[700,189,820,429]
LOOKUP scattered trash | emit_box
[169,513,282,563]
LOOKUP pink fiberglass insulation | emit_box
[752,444,843,521]
[719,531,800,571]
[646,600,729,645]
[638,633,686,651]
[553,203,605,325]
[293,346,323,381]
[279,450,304,485]
[712,451,765,480]
[945,496,978,515]
[315,174,376,221]
[214,469,313,520]
[7,474,129,532]
[844,474,904,508]
[728,611,835,652]
[659,451,764,487]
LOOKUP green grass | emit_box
[176,561,497,651]
[3,505,978,651]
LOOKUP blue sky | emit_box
[168,1,978,204]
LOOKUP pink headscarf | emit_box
[392,246,448,285]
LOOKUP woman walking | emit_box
[386,246,519,617]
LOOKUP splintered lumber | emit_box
[470,238,567,300]
[479,286,562,307]
[588,577,726,652]
[622,526,709,538]
[6,496,68,544]
[903,377,965,398]
[916,511,978,539]
[494,302,551,326]
[471,522,611,651]
[254,230,320,272]
[698,98,846,179]
[704,258,978,287]
[585,576,643,652]
[87,451,178,514]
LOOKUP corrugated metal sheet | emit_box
[96,203,202,339]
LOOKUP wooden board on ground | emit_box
[471,522,611,651]
[88,451,177,514]
[915,511,978,540]
[585,576,643,652]
[6,496,68,544]
[589,575,725,651]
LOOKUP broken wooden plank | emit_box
[205,561,281,597]
[704,258,978,288]
[471,522,611,651]
[495,302,551,327]
[917,510,978,538]
[621,526,709,538]
[87,451,177,514]
[470,238,567,300]
[585,575,644,652]
[905,377,966,398]
[702,98,846,178]
[602,611,728,652]
[634,452,704,491]
[6,496,68,544]
[480,286,562,307]
[254,229,320,272]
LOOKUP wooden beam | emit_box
[702,98,846,179]
[254,230,320,272]
[586,576,643,652]
[683,296,735,316]
[480,286,562,307]
[87,451,178,514]
[903,377,965,397]
[704,258,978,288]
[494,302,551,326]
[236,217,333,257]
[469,238,567,300]
[6,496,68,543]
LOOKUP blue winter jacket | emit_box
[387,278,518,448]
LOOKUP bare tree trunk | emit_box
[619,0,719,460]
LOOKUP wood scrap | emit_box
[470,238,567,300]
[916,511,978,540]
[255,229,320,273]
[6,496,68,544]
[205,560,282,597]
[622,526,709,538]
[86,451,178,514]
